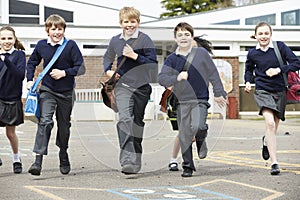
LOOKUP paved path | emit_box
[0,118,299,199]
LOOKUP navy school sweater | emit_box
[103,31,158,88]
[0,50,26,101]
[244,41,300,92]
[26,39,85,93]
[158,47,226,101]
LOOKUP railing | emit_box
[75,88,102,102]
[74,83,226,120]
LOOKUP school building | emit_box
[1,0,299,119]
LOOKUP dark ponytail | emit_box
[194,35,213,55]
[14,38,25,50]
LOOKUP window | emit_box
[214,20,240,25]
[9,0,39,24]
[44,7,73,23]
[246,14,275,25]
[83,44,108,49]
[213,46,230,50]
[282,10,300,25]
[9,17,39,24]
[9,0,39,15]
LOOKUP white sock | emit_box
[271,161,278,166]
[170,158,178,164]
[263,137,267,146]
[13,153,21,163]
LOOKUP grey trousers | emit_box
[115,84,151,170]
[177,100,210,171]
[33,86,74,155]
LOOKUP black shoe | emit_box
[13,162,23,174]
[0,158,2,166]
[199,140,208,159]
[270,164,280,175]
[28,163,42,176]
[121,164,138,175]
[262,136,270,160]
[60,165,71,175]
[168,162,179,171]
[181,168,193,177]
[59,150,71,175]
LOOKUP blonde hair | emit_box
[45,14,66,33]
[0,26,25,50]
[119,7,140,24]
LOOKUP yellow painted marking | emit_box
[194,150,300,174]
[24,185,107,200]
[24,186,64,200]
[192,179,284,200]
[30,185,106,191]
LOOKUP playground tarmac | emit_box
[0,117,299,200]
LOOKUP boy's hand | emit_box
[244,82,252,93]
[167,86,173,90]
[106,70,115,78]
[26,81,34,90]
[50,69,66,80]
[214,96,227,107]
[105,70,120,79]
[123,44,138,60]
[177,71,188,81]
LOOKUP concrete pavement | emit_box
[0,117,299,199]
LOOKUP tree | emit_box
[160,0,233,18]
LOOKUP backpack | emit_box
[286,71,300,104]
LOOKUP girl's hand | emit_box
[244,82,252,93]
[266,67,281,77]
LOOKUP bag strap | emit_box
[31,39,68,93]
[174,48,197,96]
[107,32,143,84]
[273,41,288,88]
[0,62,7,81]
[0,65,7,80]
[183,48,197,71]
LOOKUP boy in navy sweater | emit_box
[158,22,227,177]
[27,14,85,176]
[103,7,157,174]
[244,22,300,175]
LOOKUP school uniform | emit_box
[158,47,226,172]
[103,30,157,173]
[26,37,85,155]
[0,48,26,126]
[244,41,300,120]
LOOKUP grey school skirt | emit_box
[254,90,286,121]
[0,99,24,126]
